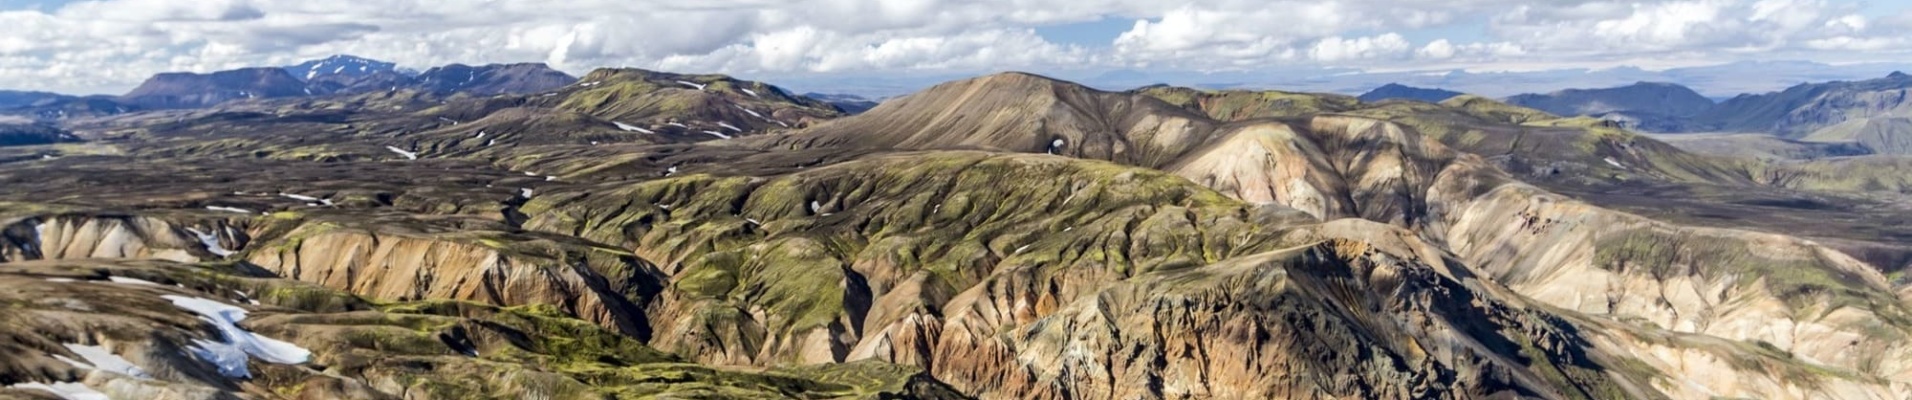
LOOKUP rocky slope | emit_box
[8,68,1912,399]
[1692,72,1912,137]
[0,258,963,399]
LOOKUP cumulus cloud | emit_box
[0,0,1905,93]
[1310,34,1410,62]
[1490,0,1894,55]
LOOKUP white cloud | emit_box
[0,0,1904,94]
[1310,34,1410,62]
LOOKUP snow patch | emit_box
[735,106,762,118]
[702,130,732,139]
[519,188,534,198]
[205,206,254,214]
[485,139,496,147]
[665,166,679,176]
[279,193,318,202]
[475,131,486,138]
[545,176,558,181]
[7,381,108,400]
[740,88,759,97]
[186,227,234,257]
[45,278,77,283]
[162,295,311,378]
[1603,157,1626,169]
[675,80,706,90]
[717,121,743,132]
[107,276,160,286]
[667,122,688,128]
[385,146,419,160]
[63,343,151,379]
[614,122,654,133]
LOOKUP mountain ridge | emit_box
[6,65,1912,400]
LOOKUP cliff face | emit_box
[0,258,963,400]
[1444,185,1912,380]
[1,215,246,263]
[244,226,664,339]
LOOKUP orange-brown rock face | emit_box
[244,226,662,338]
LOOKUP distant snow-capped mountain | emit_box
[283,55,414,82]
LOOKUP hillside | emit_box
[1506,82,1715,119]
[1691,72,1912,138]
[7,68,1912,399]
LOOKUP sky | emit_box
[1,0,1909,95]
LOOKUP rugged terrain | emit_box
[5,61,1912,399]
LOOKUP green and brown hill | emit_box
[7,69,1912,400]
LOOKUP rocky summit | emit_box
[5,61,1912,400]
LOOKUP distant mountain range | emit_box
[1356,83,1461,103]
[1476,72,1912,155]
[1505,82,1715,117]
[3,55,583,119]
[801,93,880,114]
[0,90,75,109]
[11,54,1912,158]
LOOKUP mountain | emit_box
[1505,81,1716,118]
[118,67,310,109]
[283,54,408,82]
[285,54,417,95]
[1356,83,1462,103]
[11,68,1912,399]
[0,90,74,109]
[411,63,576,96]
[1690,72,1912,140]
[525,68,840,138]
[802,92,880,114]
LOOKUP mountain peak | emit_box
[1889,71,1909,79]
[285,55,403,82]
